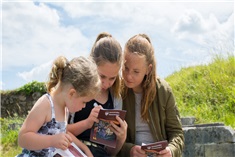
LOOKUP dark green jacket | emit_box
[118,78,184,157]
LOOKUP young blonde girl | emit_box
[17,56,101,157]
[119,34,184,157]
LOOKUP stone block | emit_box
[204,143,235,157]
[183,124,235,157]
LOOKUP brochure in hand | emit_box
[90,108,126,148]
[52,142,87,157]
[141,140,168,155]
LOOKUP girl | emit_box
[119,34,184,157]
[17,56,101,157]
[67,32,127,157]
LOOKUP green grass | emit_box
[0,116,24,156]
[165,54,235,128]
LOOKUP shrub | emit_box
[15,81,46,96]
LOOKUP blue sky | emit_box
[1,0,234,90]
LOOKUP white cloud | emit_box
[171,8,233,56]
[2,2,90,70]
[172,9,210,34]
[17,60,52,82]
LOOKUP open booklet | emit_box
[141,140,168,155]
[90,108,126,148]
[52,142,87,157]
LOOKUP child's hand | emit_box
[52,133,72,150]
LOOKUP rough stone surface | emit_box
[1,92,44,117]
[182,122,235,157]
[204,143,235,157]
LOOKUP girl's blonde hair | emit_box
[90,32,122,98]
[124,34,157,121]
[47,56,101,97]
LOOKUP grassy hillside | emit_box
[165,55,235,128]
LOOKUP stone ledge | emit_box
[182,123,235,157]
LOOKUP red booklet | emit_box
[141,140,168,155]
[52,142,87,157]
[90,109,126,148]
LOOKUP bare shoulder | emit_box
[27,94,51,123]
[31,94,51,111]
[20,94,51,132]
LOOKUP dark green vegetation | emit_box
[166,55,235,128]
[1,55,234,156]
[1,81,46,96]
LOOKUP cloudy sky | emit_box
[1,0,234,90]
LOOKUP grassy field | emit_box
[165,54,235,128]
[1,54,234,156]
[0,116,24,156]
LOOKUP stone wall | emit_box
[1,92,43,118]
[1,93,235,157]
[181,117,235,157]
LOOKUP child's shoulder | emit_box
[32,94,51,110]
[26,94,52,124]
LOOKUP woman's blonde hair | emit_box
[124,34,157,121]
[47,56,101,97]
[90,32,122,98]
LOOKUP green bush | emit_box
[0,81,46,96]
[15,81,47,95]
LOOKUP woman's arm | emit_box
[165,87,184,157]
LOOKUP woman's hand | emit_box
[130,145,147,157]
[105,116,128,155]
[157,147,172,157]
[86,105,103,128]
[109,116,127,143]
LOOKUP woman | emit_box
[67,32,127,157]
[119,34,184,157]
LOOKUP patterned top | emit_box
[17,93,67,157]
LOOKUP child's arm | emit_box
[67,132,93,157]
[18,96,72,150]
[67,105,102,136]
